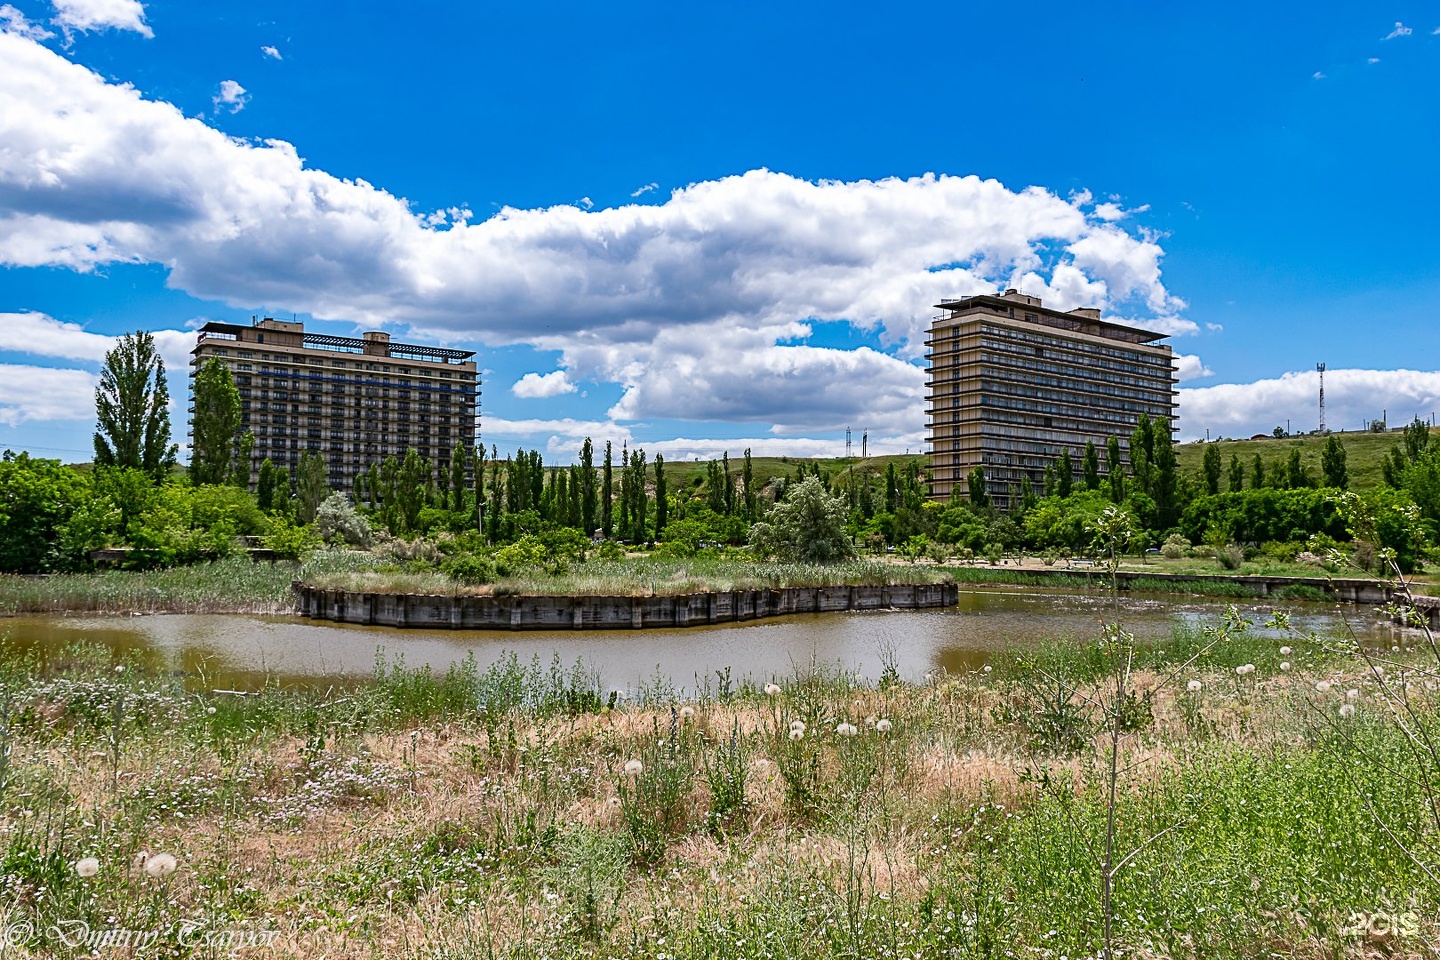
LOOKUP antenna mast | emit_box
[845,427,852,459]
[1317,362,1327,433]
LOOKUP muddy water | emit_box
[0,588,1404,692]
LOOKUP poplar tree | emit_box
[1228,452,1245,492]
[1202,443,1222,496]
[1082,440,1101,492]
[1251,453,1266,490]
[1057,449,1074,498]
[1105,436,1125,502]
[448,441,467,512]
[94,330,177,479]
[1129,414,1154,499]
[967,466,988,508]
[653,454,668,538]
[742,448,756,521]
[602,441,613,538]
[580,438,597,536]
[1321,435,1348,489]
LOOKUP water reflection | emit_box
[0,588,1406,693]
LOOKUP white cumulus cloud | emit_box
[260,44,281,60]
[0,30,1196,438]
[213,79,249,114]
[0,364,98,426]
[630,182,658,198]
[51,0,151,37]
[1177,368,1440,441]
[1173,354,1213,382]
[511,370,577,399]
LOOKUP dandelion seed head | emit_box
[1280,662,1291,672]
[1346,689,1359,701]
[623,759,644,777]
[679,706,695,719]
[143,852,178,879]
[788,728,804,741]
[206,706,217,715]
[875,718,893,733]
[836,722,859,736]
[75,857,100,878]
[1339,703,1356,718]
[1279,646,1292,656]
[764,683,782,697]
[1315,681,1332,693]
[1186,680,1203,693]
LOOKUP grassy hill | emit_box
[1172,425,1437,493]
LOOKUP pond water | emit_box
[0,588,1409,692]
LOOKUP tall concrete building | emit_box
[190,318,479,490]
[925,290,1175,505]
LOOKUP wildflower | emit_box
[1339,703,1356,718]
[206,706,217,715]
[764,683,782,697]
[623,759,644,777]
[864,715,877,727]
[1346,689,1359,701]
[982,665,993,674]
[1235,663,1255,676]
[115,665,125,674]
[1279,646,1292,656]
[143,853,178,879]
[836,722,859,736]
[875,718,893,734]
[75,857,100,878]
[1186,680,1203,693]
[789,719,806,734]
[788,728,804,741]
[679,706,695,719]
[1315,681,1332,693]
[1280,662,1291,672]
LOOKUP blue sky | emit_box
[2,1,1439,463]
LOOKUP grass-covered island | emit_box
[1,610,1438,958]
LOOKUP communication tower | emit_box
[1317,362,1327,433]
[846,427,852,458]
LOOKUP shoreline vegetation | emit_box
[1,614,1437,958]
[0,551,1411,618]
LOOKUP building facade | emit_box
[190,318,479,491]
[925,290,1175,505]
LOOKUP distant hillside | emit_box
[1173,425,1437,493]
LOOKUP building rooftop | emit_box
[933,290,1168,345]
[195,319,476,364]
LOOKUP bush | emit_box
[440,552,495,586]
[315,493,373,548]
[1160,533,1190,560]
[1216,544,1245,570]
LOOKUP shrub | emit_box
[1216,544,1245,570]
[315,493,373,548]
[1160,533,1190,560]
[440,552,495,586]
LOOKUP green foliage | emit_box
[1321,435,1348,489]
[295,451,329,525]
[92,330,178,479]
[0,451,90,573]
[263,516,322,561]
[189,357,242,486]
[1201,443,1222,495]
[1180,487,1346,546]
[748,477,856,564]
[440,552,495,585]
[315,493,372,548]
[967,465,988,507]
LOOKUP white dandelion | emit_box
[788,728,804,741]
[836,722,859,737]
[143,852,178,879]
[1346,689,1359,701]
[789,720,806,734]
[1279,646,1292,656]
[1235,663,1255,676]
[75,857,100,878]
[982,665,993,674]
[1280,662,1291,672]
[679,706,695,719]
[1315,681,1332,693]
[875,718,893,734]
[1186,680,1203,693]
[1339,703,1356,718]
[623,759,644,777]
[764,683,782,697]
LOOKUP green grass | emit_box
[1173,424,1438,493]
[0,618,1435,958]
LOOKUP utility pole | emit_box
[1317,362,1326,433]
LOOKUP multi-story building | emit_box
[190,318,479,491]
[925,290,1175,505]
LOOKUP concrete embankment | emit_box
[293,582,959,630]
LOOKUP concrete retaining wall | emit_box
[292,582,960,630]
[1004,567,1395,603]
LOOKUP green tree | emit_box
[653,454,668,538]
[448,441,468,512]
[742,448,757,521]
[1057,449,1074,499]
[1129,413,1155,499]
[1082,440,1101,492]
[1404,416,1431,462]
[580,438,597,536]
[1227,452,1244,493]
[93,330,177,479]
[1151,420,1179,528]
[1321,435,1348,489]
[1105,436,1125,502]
[1251,453,1266,490]
[189,357,242,486]
[1201,443,1222,496]
[602,441,613,538]
[1284,448,1312,489]
[232,431,254,487]
[395,449,429,535]
[295,451,329,524]
[0,451,90,573]
[747,476,855,563]
[967,465,988,508]
[256,458,278,512]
